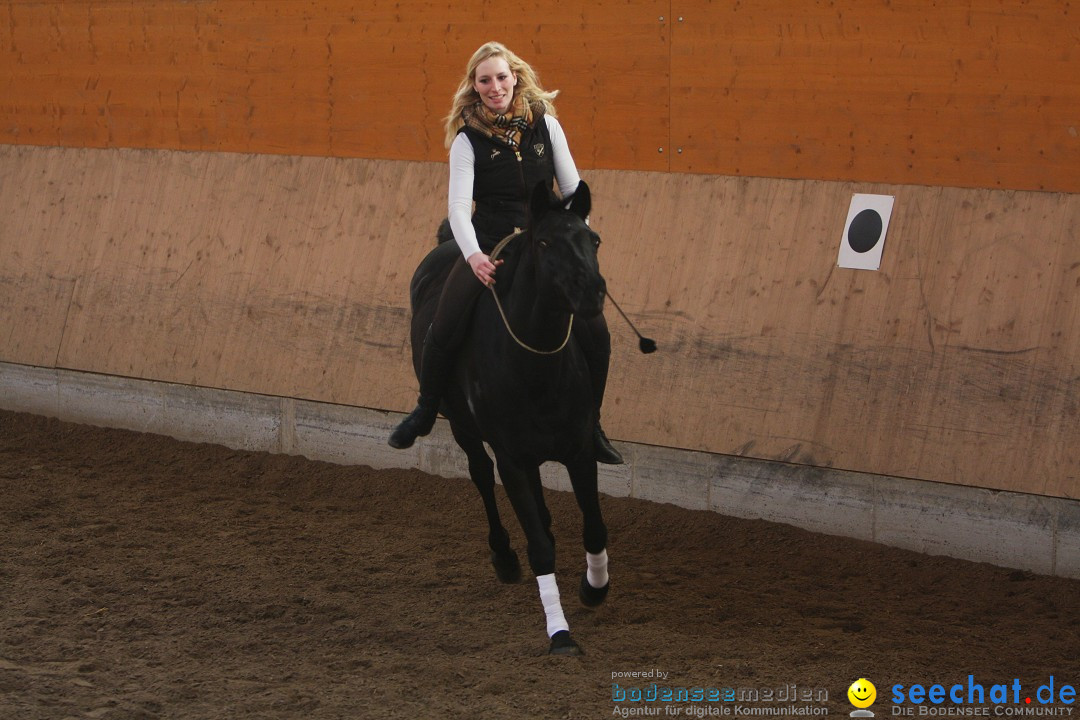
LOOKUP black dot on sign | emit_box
[847,209,883,253]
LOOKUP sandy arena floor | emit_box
[2,410,1078,719]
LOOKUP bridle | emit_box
[487,230,574,355]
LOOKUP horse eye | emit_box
[538,240,548,248]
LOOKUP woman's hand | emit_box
[467,252,503,287]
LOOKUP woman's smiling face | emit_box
[473,56,516,114]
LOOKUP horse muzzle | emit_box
[572,277,607,318]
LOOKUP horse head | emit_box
[527,181,607,318]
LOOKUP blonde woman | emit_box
[389,42,622,465]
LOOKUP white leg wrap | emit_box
[536,573,569,637]
[586,549,609,589]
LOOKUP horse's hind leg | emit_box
[566,457,610,607]
[449,424,520,583]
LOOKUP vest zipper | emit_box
[514,150,525,193]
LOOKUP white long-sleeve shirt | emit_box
[447,114,582,260]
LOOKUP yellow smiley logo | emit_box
[848,678,877,708]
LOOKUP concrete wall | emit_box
[4,360,1078,579]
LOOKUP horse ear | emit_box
[566,180,591,220]
[531,181,554,222]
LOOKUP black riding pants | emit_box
[430,258,488,350]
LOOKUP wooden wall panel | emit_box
[5,1,1078,190]
[0,146,110,366]
[1,1,1077,499]
[1,146,1077,499]
[591,174,1080,498]
[8,148,447,408]
[1,0,670,172]
[670,0,1080,191]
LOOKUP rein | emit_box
[487,230,574,355]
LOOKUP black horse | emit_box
[406,180,611,655]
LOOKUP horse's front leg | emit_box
[449,423,520,583]
[565,455,610,607]
[495,453,582,656]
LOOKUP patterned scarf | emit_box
[462,93,535,151]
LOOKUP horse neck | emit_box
[498,246,574,354]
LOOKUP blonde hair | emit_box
[443,41,559,149]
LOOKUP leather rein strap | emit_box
[487,230,574,355]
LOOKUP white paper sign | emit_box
[838,194,894,271]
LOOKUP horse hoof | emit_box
[579,570,610,607]
[548,630,584,656]
[490,550,522,584]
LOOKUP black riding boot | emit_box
[388,329,453,449]
[593,423,623,465]
[580,320,624,466]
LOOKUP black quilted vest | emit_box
[459,111,556,252]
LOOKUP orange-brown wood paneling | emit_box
[669,0,1080,191]
[1,0,670,172]
[3,1,1079,190]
